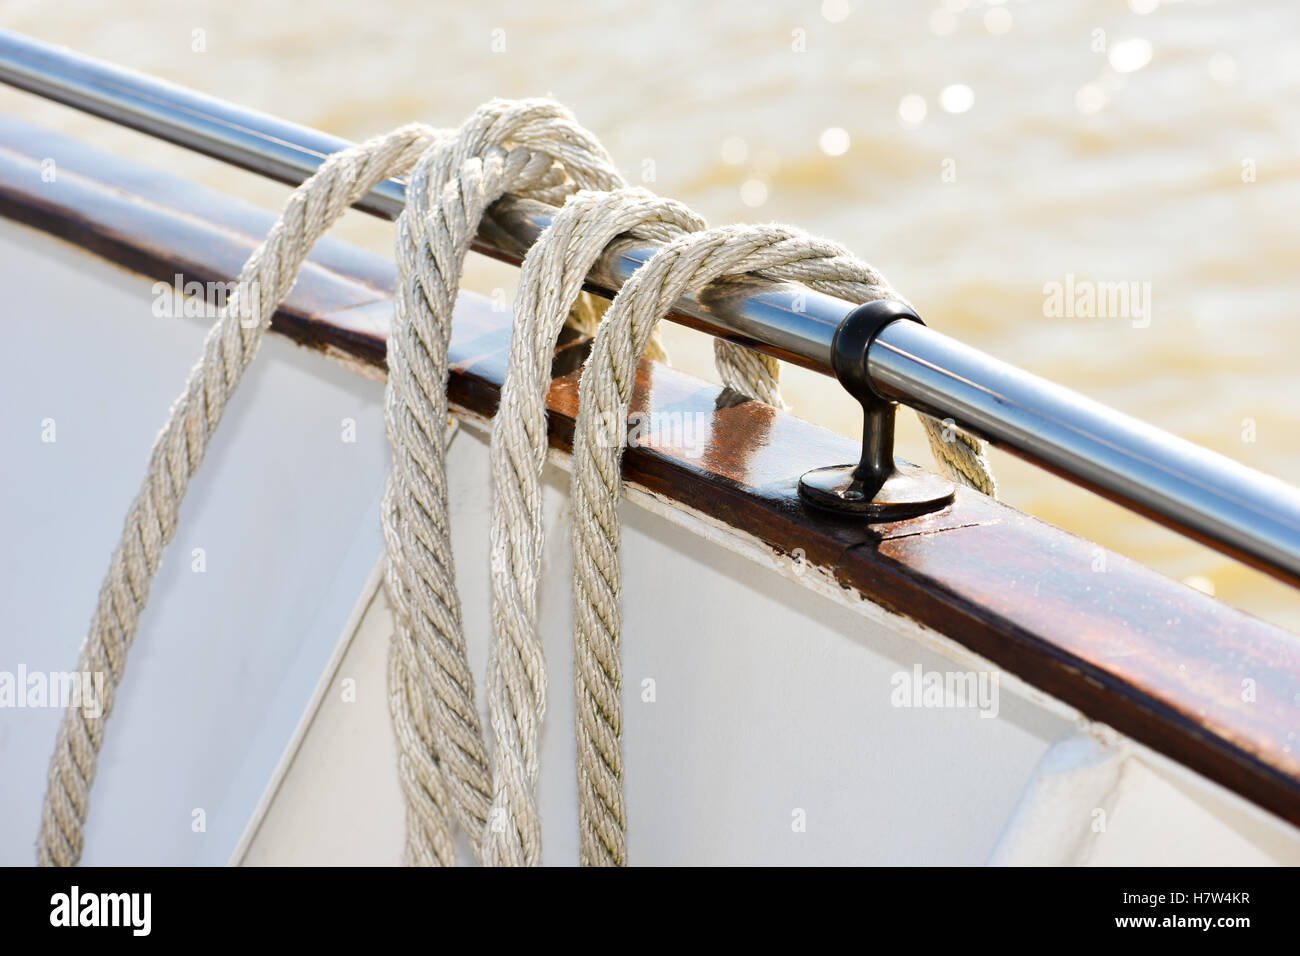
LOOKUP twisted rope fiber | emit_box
[567,223,995,865]
[387,100,781,866]
[32,98,627,867]
[384,99,646,865]
[488,187,706,864]
[35,122,441,866]
[36,96,994,867]
[33,97,782,867]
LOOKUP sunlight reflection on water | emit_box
[3,0,1296,629]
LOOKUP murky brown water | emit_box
[4,0,1298,630]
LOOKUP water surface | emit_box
[4,0,1296,629]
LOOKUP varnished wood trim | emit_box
[3,113,1299,829]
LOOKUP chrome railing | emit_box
[2,29,1298,586]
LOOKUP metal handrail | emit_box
[2,29,1298,587]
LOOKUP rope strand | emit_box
[36,122,441,866]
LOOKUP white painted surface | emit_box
[0,222,389,865]
[239,414,1300,865]
[3,221,1296,866]
[242,415,1069,865]
[991,729,1300,866]
[239,573,406,866]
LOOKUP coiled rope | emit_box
[36,98,994,867]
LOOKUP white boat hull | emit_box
[3,219,1297,867]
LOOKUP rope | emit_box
[36,98,995,867]
[36,122,440,866]
[488,187,705,865]
[565,221,995,864]
[383,99,630,866]
[386,100,781,866]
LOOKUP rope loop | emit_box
[36,99,995,868]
